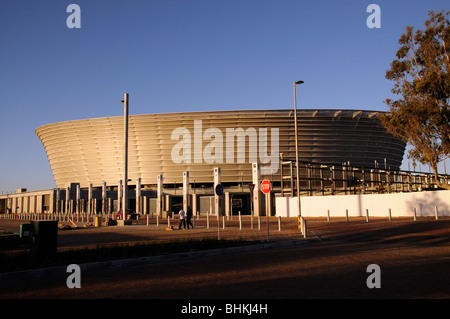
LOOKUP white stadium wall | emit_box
[276,190,450,218]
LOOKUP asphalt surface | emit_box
[1,216,449,301]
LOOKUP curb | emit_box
[0,238,314,284]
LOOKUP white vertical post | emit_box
[117,180,122,214]
[65,186,70,215]
[266,193,270,242]
[435,206,439,220]
[239,211,242,230]
[214,168,221,240]
[157,175,163,216]
[136,177,141,215]
[88,183,93,215]
[225,192,230,219]
[252,163,261,216]
[102,182,107,215]
[56,188,61,214]
[214,168,221,217]
[76,184,81,215]
[301,216,307,238]
[183,172,189,214]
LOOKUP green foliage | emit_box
[381,10,450,187]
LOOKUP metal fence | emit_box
[280,160,449,197]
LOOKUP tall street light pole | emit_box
[121,93,129,221]
[293,81,304,217]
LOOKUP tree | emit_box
[381,10,450,189]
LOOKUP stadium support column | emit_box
[136,177,142,214]
[214,167,222,216]
[76,184,80,214]
[56,188,60,214]
[183,172,189,213]
[252,163,261,216]
[136,177,141,214]
[225,192,230,218]
[65,186,70,214]
[88,184,92,215]
[117,180,122,213]
[102,182,106,214]
[157,175,163,216]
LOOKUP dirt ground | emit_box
[1,216,449,301]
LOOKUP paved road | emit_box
[1,217,449,301]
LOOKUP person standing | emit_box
[178,208,186,230]
[186,207,193,229]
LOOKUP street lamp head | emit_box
[295,80,304,85]
[121,93,129,103]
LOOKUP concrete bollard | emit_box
[413,207,417,221]
[239,213,242,230]
[278,216,281,231]
[435,206,439,220]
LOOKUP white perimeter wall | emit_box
[276,190,450,218]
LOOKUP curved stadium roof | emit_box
[35,109,406,188]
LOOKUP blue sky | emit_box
[0,0,448,192]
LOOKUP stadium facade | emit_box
[1,109,407,216]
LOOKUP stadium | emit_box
[0,109,402,216]
[34,109,406,188]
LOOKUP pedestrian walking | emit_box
[178,208,186,230]
[186,207,193,229]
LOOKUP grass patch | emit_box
[0,236,256,273]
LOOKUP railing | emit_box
[280,160,449,197]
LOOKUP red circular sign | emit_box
[261,180,271,194]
